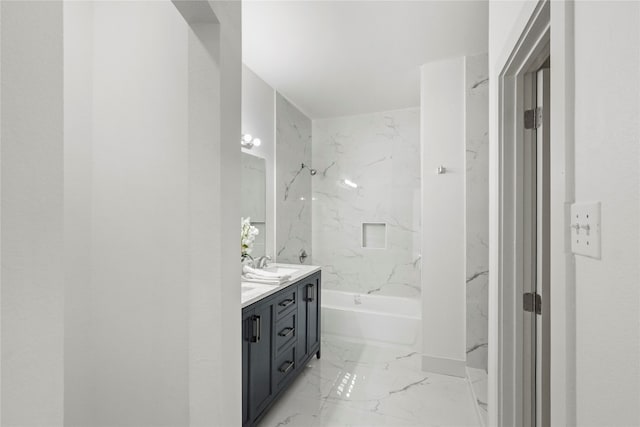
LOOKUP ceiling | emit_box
[242,1,488,119]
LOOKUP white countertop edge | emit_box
[241,263,321,309]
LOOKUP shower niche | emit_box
[362,222,386,249]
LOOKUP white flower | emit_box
[241,217,260,259]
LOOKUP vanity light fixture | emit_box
[241,133,261,149]
[343,178,358,189]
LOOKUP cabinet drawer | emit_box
[274,345,296,388]
[274,312,297,356]
[274,288,297,320]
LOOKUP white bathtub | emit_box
[321,290,421,347]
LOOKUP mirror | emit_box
[241,152,266,258]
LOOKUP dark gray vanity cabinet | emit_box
[297,273,321,363]
[242,271,321,427]
[242,310,250,426]
[243,302,274,423]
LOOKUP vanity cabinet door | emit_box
[296,282,308,364]
[247,301,274,421]
[242,309,252,426]
[297,273,321,361]
[306,274,320,354]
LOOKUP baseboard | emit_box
[421,355,466,378]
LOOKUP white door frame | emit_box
[490,0,577,425]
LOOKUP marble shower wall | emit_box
[275,93,313,264]
[465,54,489,371]
[312,108,421,298]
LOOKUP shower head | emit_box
[301,163,317,176]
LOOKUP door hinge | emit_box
[524,107,543,130]
[523,292,542,315]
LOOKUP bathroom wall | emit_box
[572,2,640,425]
[489,2,640,425]
[421,57,467,377]
[275,93,313,264]
[64,4,190,425]
[61,2,242,426]
[312,108,421,298]
[465,54,489,371]
[420,54,489,378]
[1,3,65,424]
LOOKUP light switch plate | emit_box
[570,202,601,259]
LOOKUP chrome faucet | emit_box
[255,255,272,269]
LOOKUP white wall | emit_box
[573,2,640,425]
[64,3,191,425]
[15,1,241,426]
[242,65,276,258]
[63,2,93,424]
[488,1,536,69]
[185,2,242,423]
[1,3,64,425]
[489,1,640,425]
[197,2,242,425]
[421,57,467,376]
[1,4,3,420]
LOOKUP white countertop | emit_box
[241,263,321,308]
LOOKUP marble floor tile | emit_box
[257,337,481,427]
[287,360,345,401]
[320,333,422,372]
[467,367,488,427]
[319,401,423,426]
[257,395,324,427]
[341,343,423,373]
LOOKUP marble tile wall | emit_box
[465,54,489,371]
[312,108,421,298]
[275,93,313,264]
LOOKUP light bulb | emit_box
[242,134,253,143]
[252,138,261,147]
